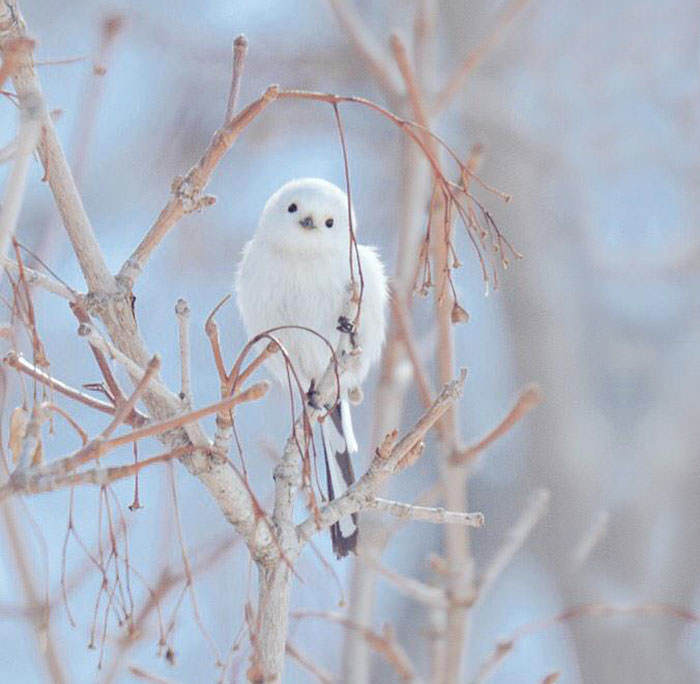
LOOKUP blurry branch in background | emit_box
[0,39,40,261]
[432,0,535,114]
[285,642,335,684]
[70,13,124,188]
[474,489,549,606]
[1,501,68,683]
[569,509,609,570]
[327,0,403,101]
[453,383,543,465]
[326,3,539,683]
[470,602,699,684]
[292,610,419,683]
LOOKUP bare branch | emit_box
[2,256,76,300]
[475,489,550,604]
[3,351,145,425]
[367,497,484,527]
[118,85,280,287]
[453,383,543,465]
[297,369,468,543]
[225,34,248,123]
[389,33,429,128]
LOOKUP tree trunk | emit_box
[250,560,293,683]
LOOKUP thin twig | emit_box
[292,611,419,682]
[225,34,248,123]
[326,0,403,98]
[367,497,484,527]
[101,355,160,438]
[3,352,147,425]
[175,299,191,404]
[432,0,534,113]
[475,489,550,605]
[453,384,543,465]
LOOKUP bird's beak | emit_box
[299,215,316,230]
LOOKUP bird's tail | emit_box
[321,400,358,558]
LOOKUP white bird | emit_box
[235,178,388,557]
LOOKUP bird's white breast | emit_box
[235,237,348,389]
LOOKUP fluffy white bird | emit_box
[235,178,388,557]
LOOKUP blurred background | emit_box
[0,0,698,682]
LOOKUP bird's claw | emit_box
[337,315,358,347]
[306,381,321,410]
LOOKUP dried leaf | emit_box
[9,406,28,464]
[31,439,43,467]
[451,302,470,324]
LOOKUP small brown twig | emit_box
[453,384,543,465]
[3,351,146,426]
[101,355,160,438]
[70,301,134,412]
[118,85,280,287]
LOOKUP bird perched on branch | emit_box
[235,178,387,557]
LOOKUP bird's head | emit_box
[257,178,356,252]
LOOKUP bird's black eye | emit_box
[288,203,297,213]
[325,218,334,228]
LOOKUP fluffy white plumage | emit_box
[235,178,388,556]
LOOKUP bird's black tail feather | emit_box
[321,403,358,558]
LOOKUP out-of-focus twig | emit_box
[471,601,699,684]
[475,489,550,605]
[453,384,543,465]
[432,0,534,114]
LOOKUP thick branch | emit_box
[0,1,115,292]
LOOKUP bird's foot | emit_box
[306,380,322,410]
[337,315,357,347]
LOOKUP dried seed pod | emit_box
[451,302,470,325]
